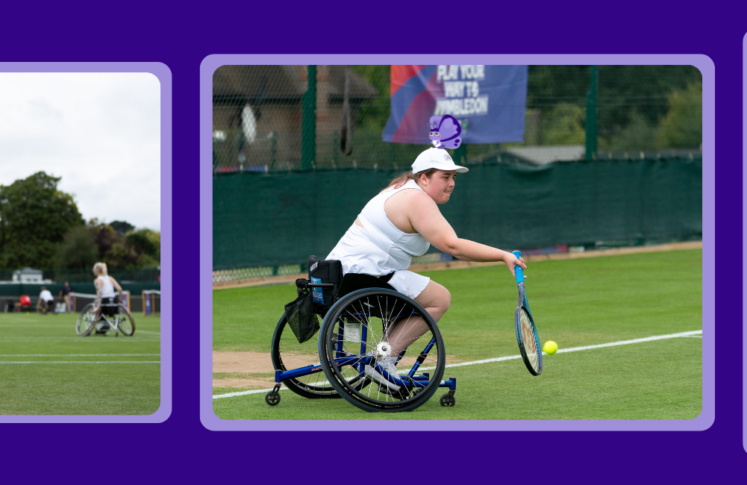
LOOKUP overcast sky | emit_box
[0,72,161,230]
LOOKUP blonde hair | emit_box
[93,262,108,276]
[386,169,438,190]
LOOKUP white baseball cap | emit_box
[412,147,469,174]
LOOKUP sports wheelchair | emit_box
[266,256,456,413]
[75,298,136,337]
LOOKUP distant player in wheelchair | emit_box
[91,262,124,333]
[269,146,526,412]
[75,262,135,337]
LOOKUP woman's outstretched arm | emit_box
[409,192,526,276]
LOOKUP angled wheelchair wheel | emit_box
[115,305,136,336]
[271,313,344,399]
[319,288,446,413]
[76,303,97,337]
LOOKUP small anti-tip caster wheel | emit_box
[440,392,455,407]
[265,391,281,406]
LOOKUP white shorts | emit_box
[387,270,430,300]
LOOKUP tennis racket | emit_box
[512,250,542,376]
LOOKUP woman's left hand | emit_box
[504,252,527,279]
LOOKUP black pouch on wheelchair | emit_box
[308,255,343,313]
[101,297,118,317]
[284,287,320,344]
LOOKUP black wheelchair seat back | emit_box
[301,256,396,316]
[100,297,119,317]
[336,274,397,320]
[337,273,395,298]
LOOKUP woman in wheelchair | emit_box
[91,262,124,333]
[326,147,527,392]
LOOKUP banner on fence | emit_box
[382,65,528,145]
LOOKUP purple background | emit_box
[3,2,744,480]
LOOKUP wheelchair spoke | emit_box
[382,297,404,338]
[347,300,376,340]
[271,312,343,398]
[319,288,446,411]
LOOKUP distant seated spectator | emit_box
[59,282,72,312]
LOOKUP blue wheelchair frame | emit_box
[272,283,456,402]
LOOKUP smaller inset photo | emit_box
[0,66,171,421]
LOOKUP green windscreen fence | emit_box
[213,157,701,272]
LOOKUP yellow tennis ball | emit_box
[543,341,558,355]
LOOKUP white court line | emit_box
[0,354,159,357]
[212,329,703,400]
[0,327,162,333]
[0,338,160,342]
[0,361,160,364]
[429,329,703,370]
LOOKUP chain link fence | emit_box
[0,268,160,283]
[211,252,449,284]
[213,65,702,173]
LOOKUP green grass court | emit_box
[0,311,161,415]
[213,249,702,420]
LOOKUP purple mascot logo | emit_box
[428,114,462,149]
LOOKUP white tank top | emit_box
[98,275,115,298]
[327,179,430,276]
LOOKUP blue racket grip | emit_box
[512,250,524,284]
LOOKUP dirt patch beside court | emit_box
[213,351,275,374]
[212,350,460,390]
[213,377,274,389]
[214,350,459,374]
[213,351,276,390]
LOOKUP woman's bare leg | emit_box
[385,281,451,357]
